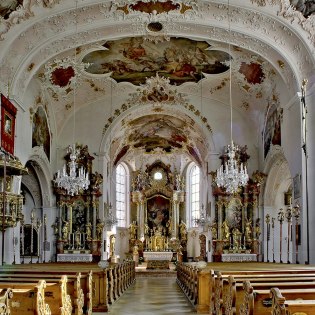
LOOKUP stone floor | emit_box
[104,277,197,315]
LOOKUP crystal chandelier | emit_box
[216,142,248,194]
[104,202,118,228]
[215,1,249,194]
[195,205,211,229]
[54,2,90,196]
[55,144,90,196]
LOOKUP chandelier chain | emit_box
[215,0,249,194]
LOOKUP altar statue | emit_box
[221,220,230,241]
[210,221,218,240]
[179,220,187,240]
[255,218,261,239]
[245,218,252,241]
[96,219,105,240]
[110,235,116,257]
[62,220,69,241]
[232,228,241,249]
[86,222,92,241]
[75,228,81,249]
[129,221,138,239]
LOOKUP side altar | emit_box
[210,145,266,262]
[53,145,104,262]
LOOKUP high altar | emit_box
[129,161,187,263]
[210,145,266,262]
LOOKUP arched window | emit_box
[116,164,127,227]
[190,164,200,227]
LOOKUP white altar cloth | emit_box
[57,253,93,262]
[221,253,257,262]
[143,251,173,261]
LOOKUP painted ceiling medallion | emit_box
[239,62,265,85]
[43,57,89,95]
[115,0,193,15]
[83,37,230,85]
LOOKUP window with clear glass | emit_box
[116,164,126,227]
[190,165,200,227]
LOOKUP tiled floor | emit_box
[104,277,197,314]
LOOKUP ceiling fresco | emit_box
[290,0,315,18]
[82,37,230,86]
[128,114,188,152]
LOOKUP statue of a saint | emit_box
[179,220,187,240]
[255,218,261,239]
[210,221,218,240]
[245,218,252,241]
[110,235,116,257]
[75,229,81,248]
[129,221,138,239]
[221,220,230,241]
[86,222,92,241]
[96,219,105,240]
[62,220,69,241]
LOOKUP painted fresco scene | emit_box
[32,107,51,160]
[82,37,230,85]
[263,103,282,159]
[127,114,188,153]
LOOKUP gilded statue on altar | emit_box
[221,220,230,241]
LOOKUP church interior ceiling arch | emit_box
[0,0,313,167]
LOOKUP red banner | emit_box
[1,94,17,155]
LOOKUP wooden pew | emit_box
[0,275,72,315]
[239,281,315,315]
[211,269,315,315]
[0,272,91,315]
[0,279,62,315]
[270,287,315,315]
[0,260,135,313]
[0,288,13,315]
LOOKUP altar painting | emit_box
[263,102,281,159]
[82,37,230,85]
[147,195,170,230]
[32,106,51,160]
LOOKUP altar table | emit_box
[57,253,93,262]
[143,251,174,261]
[221,253,257,262]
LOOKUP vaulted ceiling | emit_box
[0,0,314,166]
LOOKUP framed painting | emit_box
[293,174,301,199]
[1,94,17,154]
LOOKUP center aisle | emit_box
[106,277,197,315]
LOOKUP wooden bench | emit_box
[0,288,13,315]
[0,271,92,315]
[270,287,315,315]
[0,278,70,315]
[0,260,135,313]
[209,269,315,315]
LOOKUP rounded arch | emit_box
[100,102,214,167]
[263,146,292,207]
[26,146,54,208]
